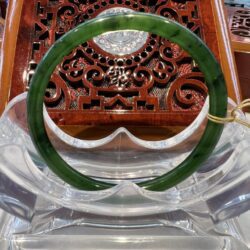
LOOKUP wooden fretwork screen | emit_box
[1,0,241,126]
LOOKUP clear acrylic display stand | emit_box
[0,93,250,249]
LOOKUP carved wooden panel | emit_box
[231,9,250,37]
[227,6,250,52]
[9,0,223,126]
[227,5,250,109]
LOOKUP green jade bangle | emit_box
[27,13,228,191]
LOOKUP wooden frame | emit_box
[0,0,242,119]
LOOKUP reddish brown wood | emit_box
[0,1,7,18]
[227,6,250,111]
[235,52,250,109]
[8,0,225,126]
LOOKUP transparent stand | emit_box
[0,93,249,249]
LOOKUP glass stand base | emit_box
[1,235,248,250]
[1,95,250,249]
[0,208,249,249]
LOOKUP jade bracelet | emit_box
[27,13,227,191]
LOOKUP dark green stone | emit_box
[27,13,228,191]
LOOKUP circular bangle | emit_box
[27,13,227,191]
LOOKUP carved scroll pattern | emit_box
[29,0,207,114]
[231,9,250,38]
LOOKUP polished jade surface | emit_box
[27,13,228,191]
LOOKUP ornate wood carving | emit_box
[231,8,250,38]
[8,0,224,126]
[227,6,250,52]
